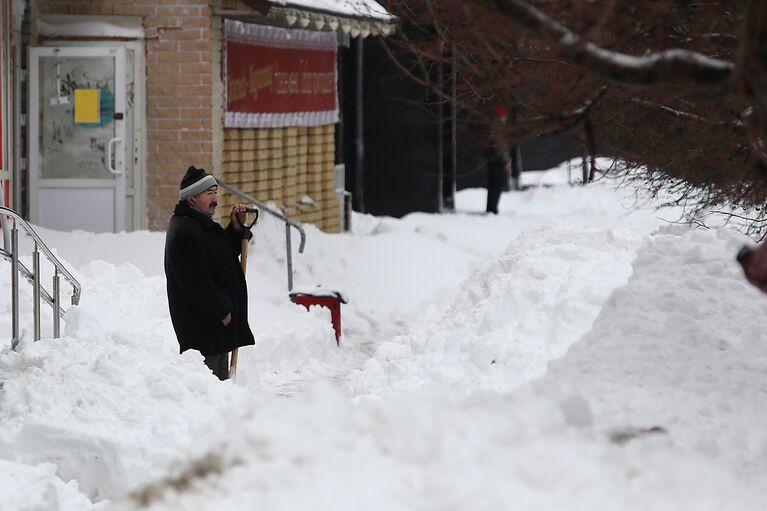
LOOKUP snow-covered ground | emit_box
[1,160,766,510]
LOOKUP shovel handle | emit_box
[230,227,252,380]
[241,238,249,272]
[229,349,238,379]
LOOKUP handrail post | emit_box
[11,220,19,350]
[286,222,294,291]
[33,242,41,342]
[53,269,61,339]
[215,181,305,292]
[0,206,82,307]
[1,207,82,345]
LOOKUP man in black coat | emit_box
[164,166,255,380]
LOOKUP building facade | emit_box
[0,0,393,233]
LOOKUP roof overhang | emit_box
[241,0,397,37]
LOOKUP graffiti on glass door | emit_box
[39,56,116,179]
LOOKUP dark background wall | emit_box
[340,38,583,218]
[341,39,442,217]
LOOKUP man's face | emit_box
[188,186,218,218]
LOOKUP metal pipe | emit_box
[53,269,60,338]
[436,52,444,214]
[33,242,40,342]
[285,222,294,291]
[11,220,18,349]
[353,37,365,213]
[335,51,345,168]
[451,44,458,209]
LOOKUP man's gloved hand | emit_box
[230,203,248,230]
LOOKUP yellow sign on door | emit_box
[74,89,100,124]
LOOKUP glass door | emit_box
[28,46,126,232]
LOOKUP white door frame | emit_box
[40,38,147,231]
[28,46,127,231]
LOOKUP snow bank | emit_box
[108,384,764,511]
[3,167,765,509]
[0,260,251,500]
[537,224,767,490]
[347,226,642,395]
[0,459,95,511]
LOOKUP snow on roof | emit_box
[269,0,394,22]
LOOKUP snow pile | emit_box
[347,226,642,395]
[0,459,94,511]
[1,164,766,509]
[108,384,764,511]
[0,261,251,501]
[537,224,767,490]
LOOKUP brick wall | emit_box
[218,125,341,233]
[143,2,214,230]
[33,1,342,233]
[35,0,215,231]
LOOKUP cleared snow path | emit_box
[3,164,764,510]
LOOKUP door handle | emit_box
[107,137,124,175]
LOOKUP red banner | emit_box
[0,12,4,169]
[225,20,339,128]
[1,8,13,209]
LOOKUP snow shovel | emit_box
[229,207,259,380]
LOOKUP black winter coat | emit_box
[164,202,255,356]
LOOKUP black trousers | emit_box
[204,353,230,381]
[486,183,503,214]
[486,162,507,214]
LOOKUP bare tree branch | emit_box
[492,0,735,86]
[629,97,712,123]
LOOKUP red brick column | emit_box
[144,2,214,230]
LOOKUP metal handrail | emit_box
[0,206,82,348]
[216,180,306,291]
[0,249,60,310]
[0,207,81,303]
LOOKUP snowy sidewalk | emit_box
[1,167,766,510]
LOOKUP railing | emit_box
[216,180,306,291]
[0,207,82,349]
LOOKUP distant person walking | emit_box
[164,166,255,380]
[486,106,511,214]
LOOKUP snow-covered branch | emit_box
[629,98,711,123]
[493,0,735,86]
